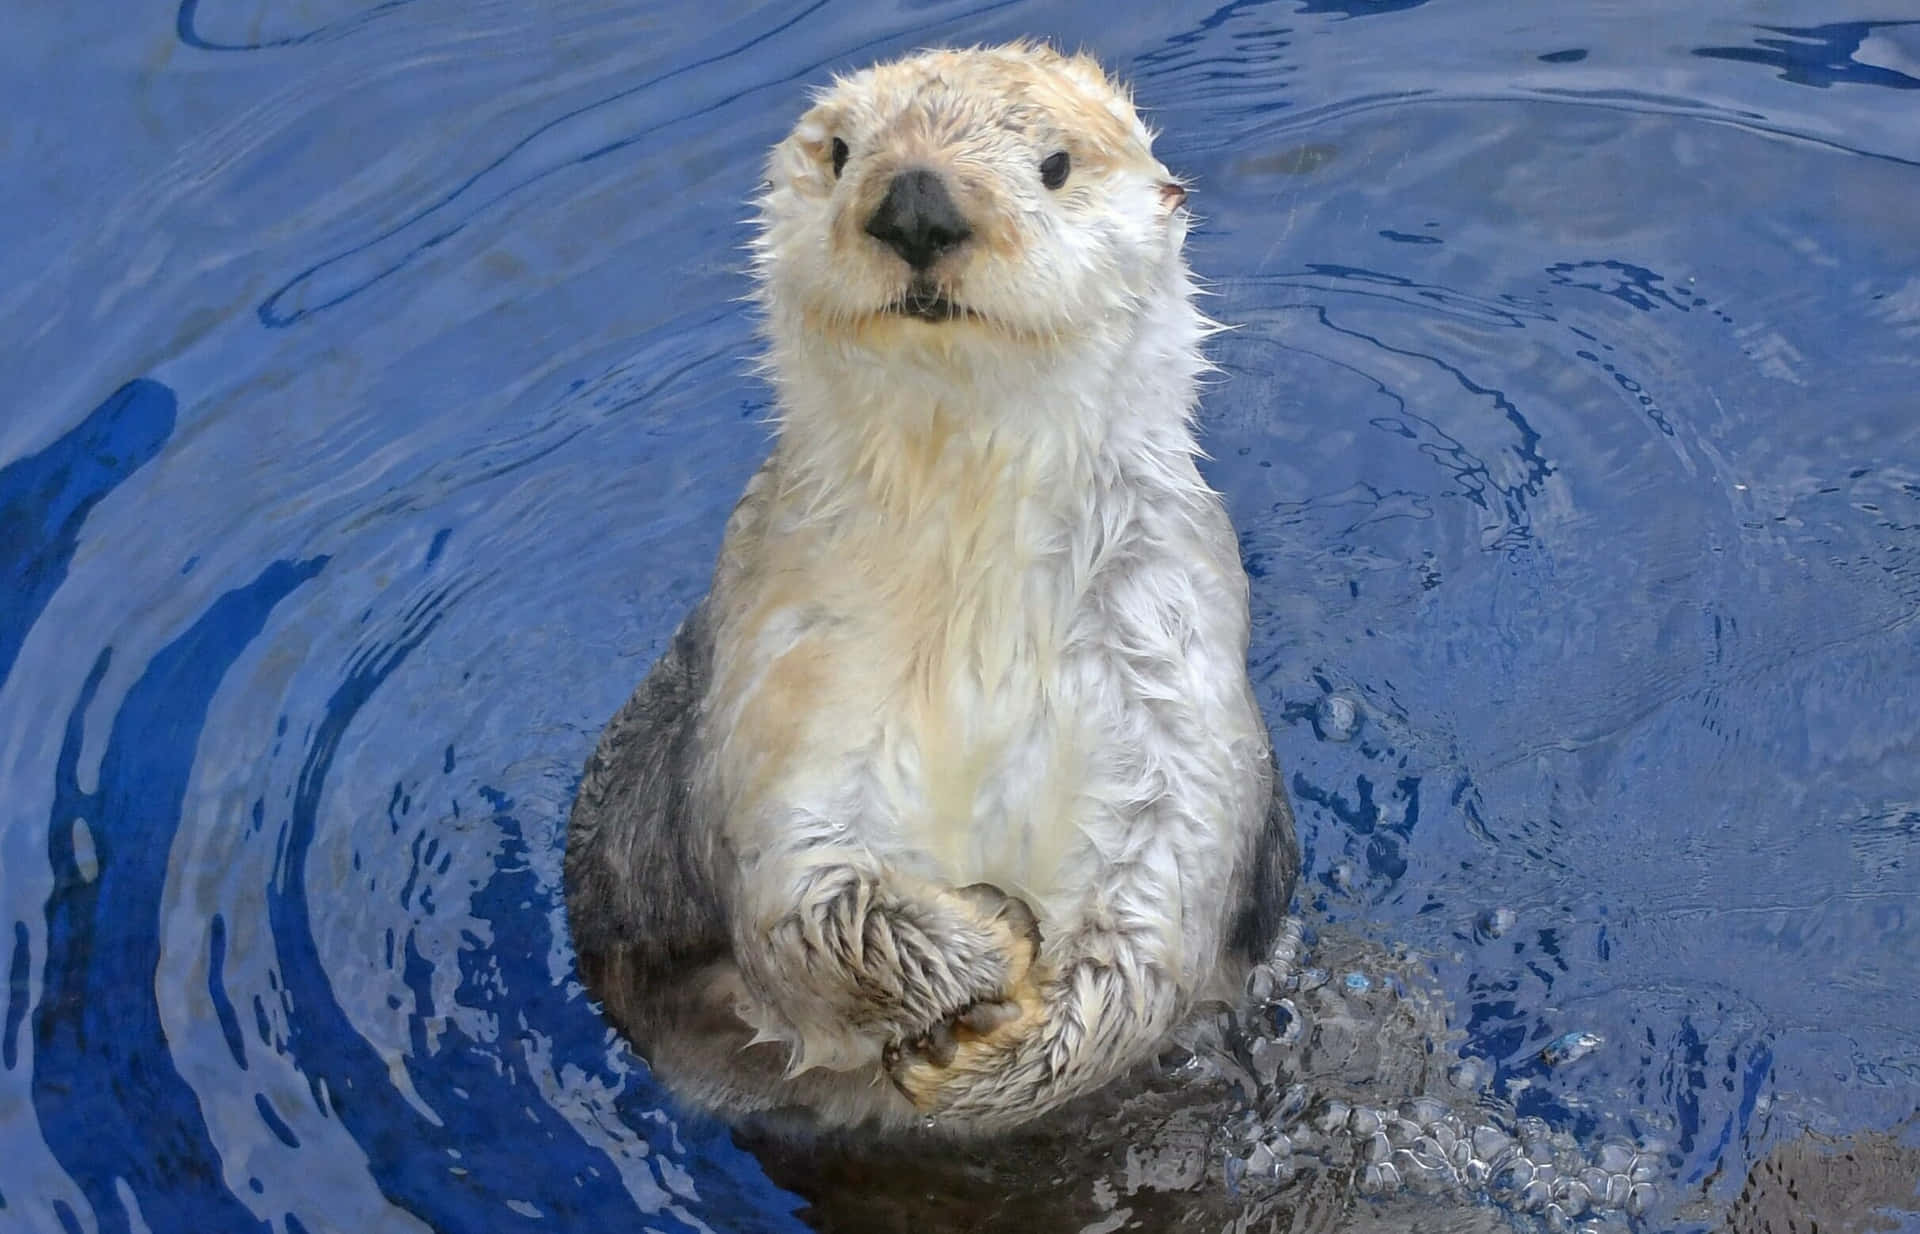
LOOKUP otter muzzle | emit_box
[864,169,972,271]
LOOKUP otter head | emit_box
[753,43,1192,362]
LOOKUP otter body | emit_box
[565,43,1297,1135]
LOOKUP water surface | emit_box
[3,3,1917,1232]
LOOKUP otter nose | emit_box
[863,169,972,270]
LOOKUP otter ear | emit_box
[772,106,840,194]
[1158,181,1189,214]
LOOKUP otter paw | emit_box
[884,883,1046,1110]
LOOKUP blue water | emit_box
[4,3,1917,1232]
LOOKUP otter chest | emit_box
[738,471,1125,900]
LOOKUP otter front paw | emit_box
[884,883,1047,1110]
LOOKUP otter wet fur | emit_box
[564,42,1299,1136]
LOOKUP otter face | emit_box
[754,44,1190,350]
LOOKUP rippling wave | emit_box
[4,3,1917,1232]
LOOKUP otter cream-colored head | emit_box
[753,43,1194,370]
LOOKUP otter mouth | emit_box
[886,282,976,323]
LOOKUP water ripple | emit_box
[4,2,1918,1231]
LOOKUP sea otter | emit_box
[563,42,1298,1135]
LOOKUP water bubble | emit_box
[1448,1056,1492,1090]
[1296,967,1330,992]
[1365,1132,1392,1164]
[1245,964,1279,1003]
[1343,971,1372,993]
[1318,1100,1351,1134]
[1471,1125,1515,1165]
[1248,1036,1287,1089]
[1594,1143,1635,1174]
[1400,1146,1451,1191]
[1539,1031,1604,1066]
[1349,1106,1382,1137]
[1478,906,1517,938]
[71,818,99,883]
[1321,694,1359,740]
[1520,1178,1552,1212]
[1268,998,1303,1044]
[1626,1182,1655,1217]
[1492,1158,1534,1194]
[1269,916,1306,966]
[1273,1082,1311,1125]
[1555,1178,1591,1216]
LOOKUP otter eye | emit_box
[1040,150,1070,190]
[831,137,849,179]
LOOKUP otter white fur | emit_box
[565,42,1297,1134]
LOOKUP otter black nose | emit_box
[864,169,972,270]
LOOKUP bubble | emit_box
[1471,1125,1515,1165]
[1539,1031,1603,1066]
[1478,906,1517,938]
[1268,997,1303,1044]
[1343,971,1372,993]
[1272,1082,1310,1125]
[1447,1056,1493,1091]
[1493,1158,1534,1195]
[71,818,99,883]
[1320,695,1359,740]
[1248,1036,1287,1089]
[1594,1143,1635,1174]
